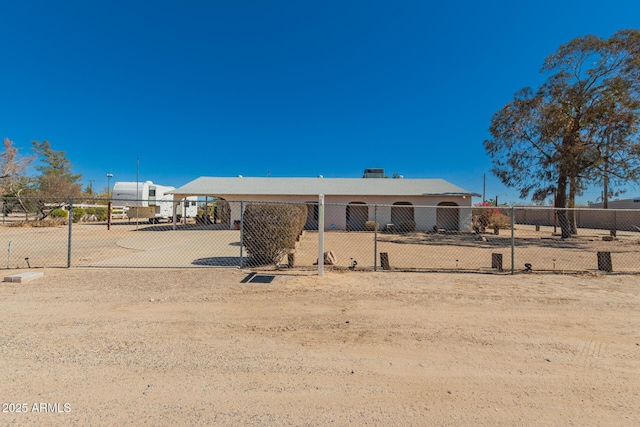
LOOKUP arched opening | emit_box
[212,198,231,225]
[305,202,319,230]
[391,202,414,232]
[437,202,459,231]
[346,202,368,231]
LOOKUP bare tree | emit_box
[1,138,34,194]
[1,138,35,217]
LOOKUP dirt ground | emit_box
[3,220,640,273]
[1,267,639,426]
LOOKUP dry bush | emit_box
[6,218,67,227]
[243,203,306,266]
[365,220,380,231]
[489,213,511,229]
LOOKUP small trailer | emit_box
[112,181,197,223]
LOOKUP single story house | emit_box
[168,172,480,231]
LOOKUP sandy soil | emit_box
[3,220,640,273]
[1,268,639,426]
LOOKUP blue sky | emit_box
[1,1,638,204]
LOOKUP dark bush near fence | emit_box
[84,207,108,221]
[243,203,307,266]
[50,208,68,218]
[71,207,85,223]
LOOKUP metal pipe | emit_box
[67,198,73,268]
[511,206,515,274]
[239,201,244,267]
[373,204,378,271]
[318,194,324,277]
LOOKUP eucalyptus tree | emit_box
[485,29,639,237]
[585,80,640,208]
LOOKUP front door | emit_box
[346,203,368,231]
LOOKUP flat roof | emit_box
[168,177,480,197]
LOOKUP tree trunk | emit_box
[555,174,571,238]
[568,177,578,235]
[603,158,609,209]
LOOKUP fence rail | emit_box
[1,197,639,274]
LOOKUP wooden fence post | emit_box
[380,252,390,270]
[492,253,503,272]
[597,252,612,272]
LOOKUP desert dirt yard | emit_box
[1,267,639,425]
[3,220,640,272]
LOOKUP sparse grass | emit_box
[5,218,68,227]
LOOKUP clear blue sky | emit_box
[1,0,638,204]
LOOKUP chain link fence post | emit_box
[67,197,73,268]
[373,204,378,271]
[239,201,244,268]
[318,194,324,276]
[511,206,515,274]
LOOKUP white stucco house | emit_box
[168,172,480,232]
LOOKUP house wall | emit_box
[589,198,640,209]
[514,207,640,232]
[220,194,473,231]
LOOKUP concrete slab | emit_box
[4,272,45,283]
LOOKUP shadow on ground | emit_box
[192,257,246,267]
[241,272,275,283]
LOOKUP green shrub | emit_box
[243,203,307,266]
[97,207,108,221]
[85,207,108,221]
[71,207,85,223]
[50,208,68,218]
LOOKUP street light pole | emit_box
[106,173,113,198]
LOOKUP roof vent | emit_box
[363,168,384,178]
[318,174,323,178]
[237,175,243,178]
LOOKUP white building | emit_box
[168,173,479,232]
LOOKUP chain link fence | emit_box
[1,197,639,274]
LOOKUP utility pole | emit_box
[483,174,486,203]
